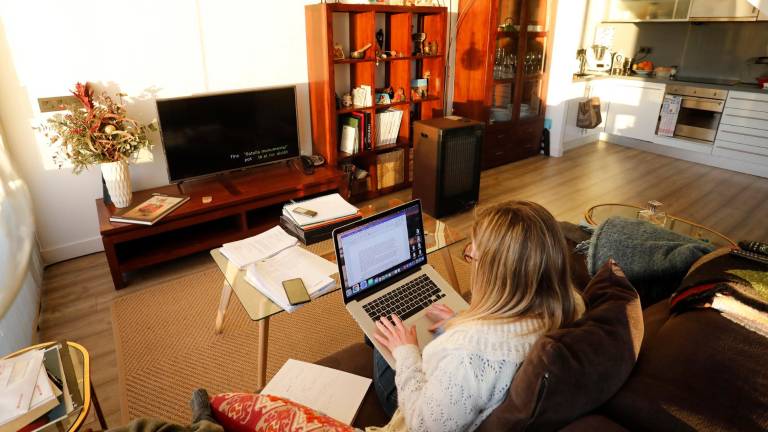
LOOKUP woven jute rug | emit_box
[112,253,470,424]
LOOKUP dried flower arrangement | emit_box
[39,82,157,174]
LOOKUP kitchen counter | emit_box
[572,74,768,95]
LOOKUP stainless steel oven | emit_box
[664,85,727,142]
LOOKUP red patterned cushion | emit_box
[210,392,354,432]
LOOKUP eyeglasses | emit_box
[463,242,478,263]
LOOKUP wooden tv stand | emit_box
[95,162,344,289]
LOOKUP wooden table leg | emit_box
[439,247,462,295]
[256,317,270,392]
[215,280,233,334]
[90,382,108,430]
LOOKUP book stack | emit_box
[280,193,362,245]
[0,345,81,432]
[375,109,404,148]
[340,111,372,154]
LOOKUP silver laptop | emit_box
[332,200,469,366]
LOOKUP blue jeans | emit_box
[373,348,398,418]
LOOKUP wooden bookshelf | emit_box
[305,3,447,202]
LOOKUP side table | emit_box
[2,341,107,432]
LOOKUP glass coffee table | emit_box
[210,199,467,389]
[585,203,737,248]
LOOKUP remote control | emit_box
[730,249,768,266]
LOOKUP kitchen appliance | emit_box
[576,49,588,76]
[662,84,727,143]
[674,76,739,86]
[611,53,624,75]
[586,44,612,74]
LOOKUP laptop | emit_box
[332,200,469,366]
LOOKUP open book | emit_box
[245,246,337,312]
[222,226,337,312]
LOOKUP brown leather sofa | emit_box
[316,223,768,431]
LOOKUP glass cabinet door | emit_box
[520,0,546,120]
[490,0,522,124]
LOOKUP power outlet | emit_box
[639,46,653,55]
[38,96,79,113]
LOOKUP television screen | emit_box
[156,86,300,182]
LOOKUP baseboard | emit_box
[604,134,768,179]
[40,236,104,265]
[563,135,599,152]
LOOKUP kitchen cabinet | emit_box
[606,0,691,22]
[714,91,768,165]
[605,80,664,142]
[689,0,759,21]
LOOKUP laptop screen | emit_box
[334,201,427,302]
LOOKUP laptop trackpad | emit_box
[410,315,439,349]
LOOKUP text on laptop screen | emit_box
[336,203,426,299]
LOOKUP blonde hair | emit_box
[449,201,581,333]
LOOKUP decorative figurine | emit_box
[351,43,372,59]
[376,29,385,51]
[333,43,345,60]
[342,93,353,107]
[411,88,421,101]
[394,87,406,102]
[412,31,426,56]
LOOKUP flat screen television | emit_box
[156,86,300,182]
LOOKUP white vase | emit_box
[101,161,133,208]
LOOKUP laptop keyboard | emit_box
[363,274,447,321]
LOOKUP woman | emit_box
[371,201,584,432]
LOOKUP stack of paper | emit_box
[283,193,359,228]
[261,359,372,425]
[375,109,404,147]
[221,226,299,268]
[658,94,682,137]
[0,350,61,431]
[245,245,337,312]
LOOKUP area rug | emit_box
[112,252,471,425]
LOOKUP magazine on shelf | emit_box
[109,194,189,225]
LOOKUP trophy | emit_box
[412,32,426,56]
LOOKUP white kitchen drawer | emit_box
[715,139,768,156]
[727,90,768,103]
[609,79,666,91]
[717,124,768,148]
[713,146,768,166]
[724,97,768,113]
[723,107,768,121]
[720,114,768,130]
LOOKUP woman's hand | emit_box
[425,304,455,332]
[374,314,418,354]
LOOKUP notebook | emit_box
[261,359,371,425]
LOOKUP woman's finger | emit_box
[375,318,393,337]
[373,332,391,352]
[380,315,396,332]
[391,314,405,331]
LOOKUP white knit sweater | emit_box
[391,318,547,432]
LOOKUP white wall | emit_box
[0,0,316,264]
[545,0,589,156]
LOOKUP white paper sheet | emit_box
[261,359,371,425]
[0,350,45,425]
[221,226,299,268]
[283,193,359,227]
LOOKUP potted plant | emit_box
[39,82,156,208]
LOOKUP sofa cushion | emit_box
[210,392,354,432]
[476,260,644,431]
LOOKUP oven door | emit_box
[674,96,724,142]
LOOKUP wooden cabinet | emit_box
[304,3,447,201]
[689,0,759,21]
[605,80,664,142]
[453,0,551,170]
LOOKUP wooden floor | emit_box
[39,142,768,430]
